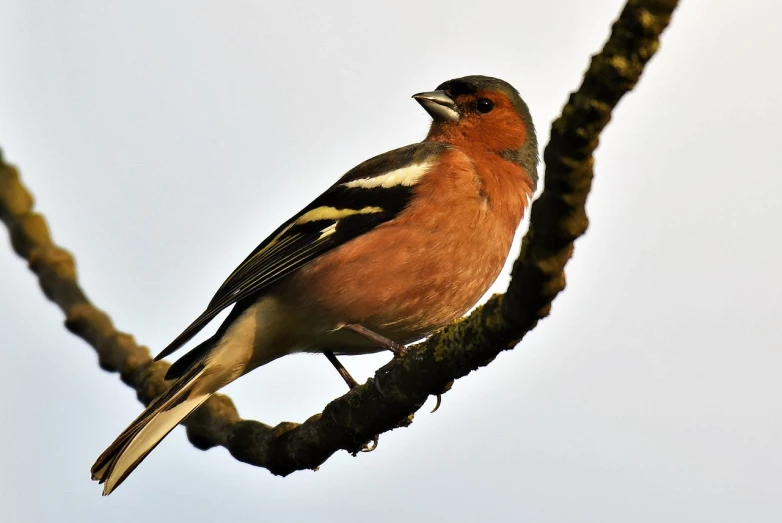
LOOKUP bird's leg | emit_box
[339,324,443,413]
[324,351,359,390]
[323,350,378,452]
[342,324,407,357]
[329,323,404,452]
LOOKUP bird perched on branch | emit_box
[91,75,538,495]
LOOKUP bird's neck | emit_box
[425,124,538,192]
[425,136,536,202]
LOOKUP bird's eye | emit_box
[476,98,494,114]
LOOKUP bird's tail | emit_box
[90,361,214,496]
[91,297,284,495]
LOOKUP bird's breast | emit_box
[283,148,531,347]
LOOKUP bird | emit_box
[90,75,539,495]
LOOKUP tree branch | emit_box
[0,0,680,477]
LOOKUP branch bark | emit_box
[0,0,680,477]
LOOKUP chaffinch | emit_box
[91,75,538,495]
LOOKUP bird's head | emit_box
[414,75,538,188]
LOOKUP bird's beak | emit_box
[413,90,459,122]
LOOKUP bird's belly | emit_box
[284,210,515,349]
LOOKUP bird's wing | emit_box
[154,141,448,361]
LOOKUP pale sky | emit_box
[1,1,781,522]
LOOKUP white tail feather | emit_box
[91,365,211,496]
[91,298,280,495]
[104,393,210,495]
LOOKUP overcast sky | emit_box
[1,1,781,522]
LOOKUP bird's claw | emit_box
[391,342,407,357]
[361,435,379,452]
[430,394,442,413]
